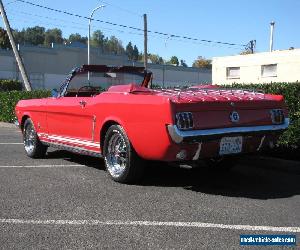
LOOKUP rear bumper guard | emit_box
[167,118,290,144]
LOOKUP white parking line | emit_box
[0,219,299,232]
[0,164,84,168]
[0,143,23,145]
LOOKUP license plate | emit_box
[219,136,243,155]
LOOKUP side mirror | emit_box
[51,89,59,98]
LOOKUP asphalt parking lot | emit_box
[0,124,299,249]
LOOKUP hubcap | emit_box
[24,123,35,154]
[106,132,128,178]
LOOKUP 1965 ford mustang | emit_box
[15,65,289,183]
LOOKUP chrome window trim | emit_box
[167,118,290,144]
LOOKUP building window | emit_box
[226,67,240,79]
[261,64,277,77]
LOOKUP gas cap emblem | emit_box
[230,111,240,123]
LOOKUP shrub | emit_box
[0,79,23,91]
[1,82,299,153]
[222,82,300,150]
[0,90,50,122]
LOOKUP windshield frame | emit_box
[58,65,152,97]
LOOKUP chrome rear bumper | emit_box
[167,118,290,144]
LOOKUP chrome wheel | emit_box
[103,125,145,183]
[24,122,36,154]
[22,119,47,158]
[105,131,128,178]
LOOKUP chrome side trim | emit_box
[167,118,290,144]
[92,115,96,142]
[42,141,102,158]
[42,134,100,148]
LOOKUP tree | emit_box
[180,59,188,67]
[23,26,45,45]
[106,36,124,54]
[240,40,255,55]
[192,56,212,69]
[91,30,105,51]
[0,28,11,49]
[44,28,63,46]
[138,52,143,62]
[68,33,87,44]
[132,45,139,61]
[167,56,179,66]
[125,42,134,60]
[240,48,253,55]
[12,29,25,45]
[148,53,164,64]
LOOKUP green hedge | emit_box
[0,82,299,151]
[223,82,300,150]
[0,79,22,91]
[0,90,50,122]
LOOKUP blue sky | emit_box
[1,0,300,66]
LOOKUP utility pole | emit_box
[269,21,275,52]
[250,40,256,54]
[143,14,148,70]
[0,0,31,91]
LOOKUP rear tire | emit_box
[23,118,47,158]
[103,125,144,183]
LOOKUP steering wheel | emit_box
[76,85,97,97]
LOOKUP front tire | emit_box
[103,125,144,183]
[23,118,47,158]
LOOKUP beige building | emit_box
[212,49,300,84]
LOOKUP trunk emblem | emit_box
[230,111,240,123]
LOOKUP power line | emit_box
[7,10,145,37]
[7,15,87,32]
[6,8,245,52]
[5,0,18,5]
[8,10,243,50]
[8,10,86,28]
[101,1,143,17]
[14,0,247,47]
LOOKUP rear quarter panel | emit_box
[93,92,174,160]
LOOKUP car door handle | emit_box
[79,100,87,107]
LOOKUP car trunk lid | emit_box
[152,88,286,130]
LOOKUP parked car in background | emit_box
[15,65,289,183]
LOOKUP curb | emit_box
[241,155,300,175]
[0,122,18,129]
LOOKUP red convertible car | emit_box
[15,65,289,183]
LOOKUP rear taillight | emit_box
[270,109,284,124]
[175,112,194,130]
